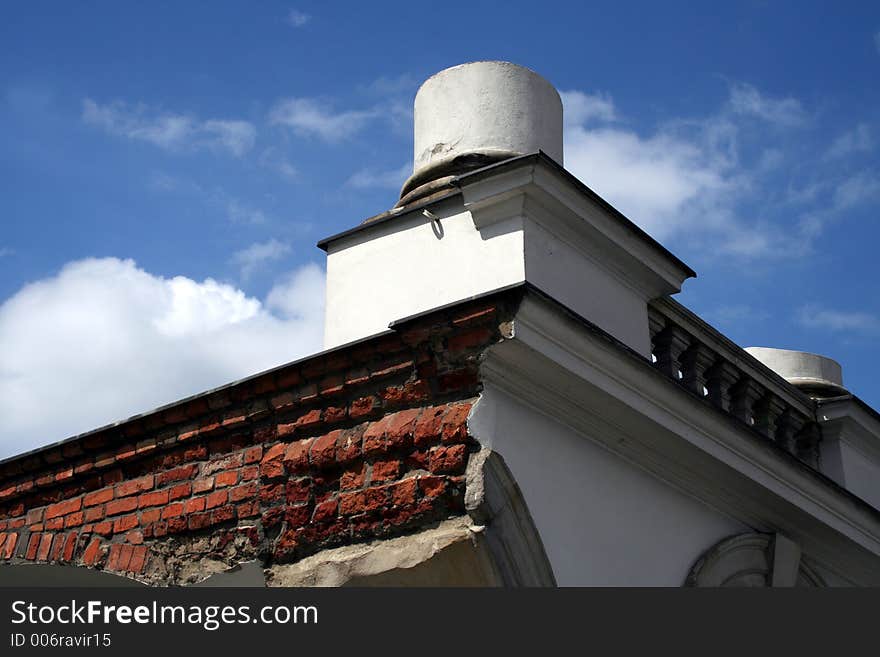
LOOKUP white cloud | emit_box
[727,82,807,127]
[275,159,299,180]
[361,74,418,96]
[0,257,325,458]
[146,175,274,227]
[561,90,616,126]
[783,181,824,206]
[201,119,257,156]
[756,148,784,172]
[564,121,732,242]
[386,99,414,137]
[560,81,874,259]
[346,162,410,190]
[799,304,880,333]
[149,171,185,192]
[269,75,416,142]
[226,199,268,225]
[259,148,299,181]
[0,247,13,258]
[153,277,260,338]
[832,171,880,210]
[269,97,378,141]
[82,99,256,156]
[266,265,325,320]
[231,239,292,280]
[287,9,311,27]
[827,123,873,158]
[772,171,880,256]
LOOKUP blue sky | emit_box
[1,1,879,457]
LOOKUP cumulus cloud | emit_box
[269,97,379,142]
[560,90,616,126]
[726,82,807,127]
[0,258,325,458]
[231,239,292,280]
[346,162,410,190]
[798,304,880,334]
[82,99,256,156]
[560,81,876,259]
[269,71,417,143]
[201,119,257,156]
[562,88,748,248]
[564,123,730,240]
[266,266,325,320]
[287,9,311,27]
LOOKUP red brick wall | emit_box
[0,294,516,583]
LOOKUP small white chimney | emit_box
[400,61,564,205]
[744,347,846,398]
[320,61,693,352]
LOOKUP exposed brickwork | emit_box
[0,293,518,583]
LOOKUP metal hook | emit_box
[424,209,444,239]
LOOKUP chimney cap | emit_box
[399,60,563,206]
[745,347,846,397]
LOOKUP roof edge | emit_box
[0,285,528,472]
[316,151,696,282]
[452,151,696,280]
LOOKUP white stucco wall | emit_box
[323,200,525,348]
[470,383,747,586]
[523,218,651,356]
[822,438,880,511]
[324,198,653,355]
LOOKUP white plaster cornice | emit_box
[819,398,880,464]
[475,291,880,584]
[457,156,693,299]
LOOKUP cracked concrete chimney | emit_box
[398,61,563,206]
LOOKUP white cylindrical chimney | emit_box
[399,61,563,206]
[745,347,846,398]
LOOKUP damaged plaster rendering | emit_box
[2,61,880,587]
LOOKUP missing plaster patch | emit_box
[266,518,499,587]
